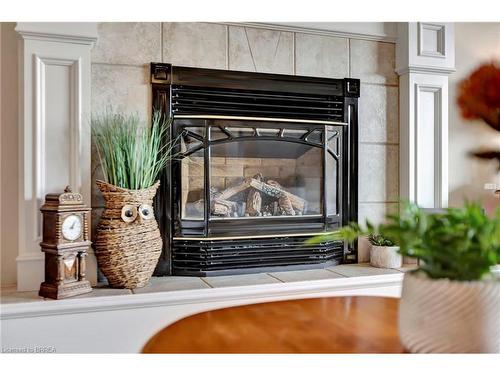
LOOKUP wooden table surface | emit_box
[142,296,406,353]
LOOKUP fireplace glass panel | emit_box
[180,148,205,221]
[209,140,323,219]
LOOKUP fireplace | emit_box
[151,63,359,276]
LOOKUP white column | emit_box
[15,23,98,291]
[396,22,455,208]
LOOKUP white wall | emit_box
[448,22,500,211]
[0,23,19,286]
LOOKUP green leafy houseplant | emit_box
[367,234,396,247]
[311,202,500,281]
[91,111,178,190]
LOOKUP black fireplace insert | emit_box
[151,63,359,276]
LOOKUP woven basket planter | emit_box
[399,271,500,353]
[94,180,162,289]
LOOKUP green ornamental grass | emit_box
[92,111,178,190]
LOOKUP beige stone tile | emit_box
[350,40,398,85]
[261,158,296,167]
[163,23,227,69]
[358,203,399,226]
[244,166,280,178]
[188,176,204,190]
[226,157,261,166]
[356,235,371,263]
[270,269,345,283]
[92,22,161,65]
[188,161,204,177]
[132,276,210,294]
[0,289,44,304]
[211,157,226,165]
[203,273,281,288]
[211,164,244,177]
[358,144,399,202]
[359,84,399,143]
[91,64,150,119]
[68,286,132,299]
[228,26,293,74]
[295,33,349,78]
[328,263,401,277]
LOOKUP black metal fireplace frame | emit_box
[150,63,360,276]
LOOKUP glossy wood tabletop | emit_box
[142,296,406,353]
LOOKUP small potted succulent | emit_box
[311,202,500,353]
[367,234,401,269]
[324,222,401,269]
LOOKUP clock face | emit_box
[61,215,82,241]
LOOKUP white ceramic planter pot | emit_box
[399,272,500,353]
[370,245,402,268]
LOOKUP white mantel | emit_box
[15,22,98,290]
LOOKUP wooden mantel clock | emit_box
[39,186,93,299]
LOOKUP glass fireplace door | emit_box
[207,120,326,220]
[176,117,343,233]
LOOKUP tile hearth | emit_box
[0,263,416,305]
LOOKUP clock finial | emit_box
[64,186,72,193]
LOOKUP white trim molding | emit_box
[15,23,98,291]
[221,22,398,43]
[396,23,454,209]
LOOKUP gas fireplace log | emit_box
[278,194,295,216]
[254,179,306,214]
[212,198,237,217]
[217,179,252,201]
[246,189,262,216]
[212,176,307,216]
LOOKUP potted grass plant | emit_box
[311,202,500,353]
[325,223,401,268]
[92,111,177,288]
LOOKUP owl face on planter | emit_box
[121,204,155,223]
[94,180,162,289]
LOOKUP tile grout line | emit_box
[225,24,229,70]
[160,22,164,63]
[347,38,351,78]
[324,268,348,277]
[266,273,286,283]
[199,277,215,288]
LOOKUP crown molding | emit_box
[395,65,456,76]
[15,23,98,46]
[219,22,398,43]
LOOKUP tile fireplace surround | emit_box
[89,22,401,274]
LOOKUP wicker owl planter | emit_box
[94,180,162,289]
